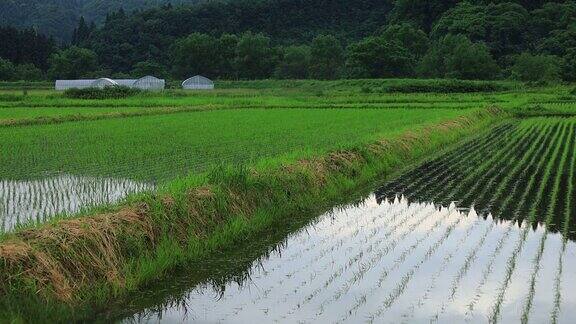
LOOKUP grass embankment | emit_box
[0,107,503,322]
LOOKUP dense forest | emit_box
[0,0,202,40]
[1,0,576,82]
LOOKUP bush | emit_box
[418,34,499,80]
[511,53,562,83]
[382,79,512,93]
[63,86,141,99]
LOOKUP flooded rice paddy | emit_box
[1,117,575,322]
[101,117,576,323]
[110,196,576,323]
[0,174,153,232]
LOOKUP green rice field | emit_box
[1,79,576,322]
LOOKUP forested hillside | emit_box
[0,0,201,40]
[2,0,576,83]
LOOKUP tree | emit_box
[234,32,275,79]
[47,47,99,79]
[432,2,529,58]
[346,37,414,78]
[380,24,429,59]
[561,48,576,81]
[131,61,168,78]
[72,16,94,46]
[511,52,561,82]
[432,2,487,41]
[217,34,239,78]
[170,33,221,79]
[15,63,43,81]
[0,58,16,81]
[310,35,344,80]
[418,34,499,80]
[274,45,311,79]
[390,0,459,31]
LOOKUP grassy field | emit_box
[0,108,467,181]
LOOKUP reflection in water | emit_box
[117,196,576,323]
[0,174,153,232]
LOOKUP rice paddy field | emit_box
[1,79,576,322]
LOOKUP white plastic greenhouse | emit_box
[132,76,165,90]
[91,78,119,89]
[182,75,214,90]
[55,76,165,91]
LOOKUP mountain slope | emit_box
[0,0,201,40]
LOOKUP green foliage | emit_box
[274,45,311,79]
[433,2,529,57]
[380,23,430,59]
[418,34,499,80]
[346,37,415,78]
[170,33,222,79]
[234,32,276,80]
[0,58,43,81]
[0,58,16,81]
[48,46,99,79]
[310,35,344,80]
[382,79,512,93]
[389,0,459,31]
[131,61,169,79]
[63,86,141,100]
[511,52,562,83]
[7,1,576,82]
[14,64,43,81]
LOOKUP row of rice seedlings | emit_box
[261,199,440,321]
[0,174,153,232]
[424,123,547,320]
[463,121,565,321]
[488,120,570,323]
[213,198,419,321]
[223,200,403,317]
[261,200,442,323]
[467,122,555,216]
[411,123,537,206]
[438,123,541,206]
[380,123,515,198]
[400,122,529,203]
[497,125,568,322]
[295,202,444,320]
[519,123,575,323]
[381,122,519,203]
[388,208,495,322]
[364,206,476,322]
[480,123,556,218]
[429,216,514,322]
[334,205,463,323]
[214,198,413,321]
[551,122,576,323]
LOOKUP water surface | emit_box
[0,174,153,232]
[108,195,575,323]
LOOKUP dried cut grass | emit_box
[0,205,154,302]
